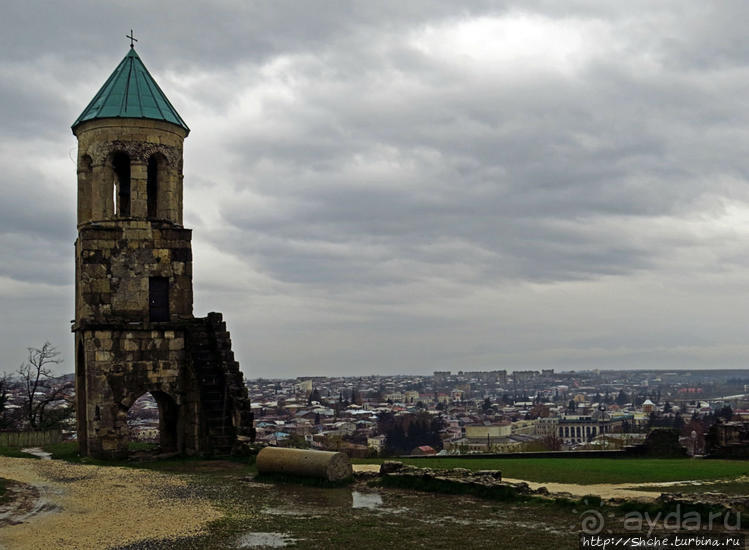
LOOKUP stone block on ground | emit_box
[256,447,352,482]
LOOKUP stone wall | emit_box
[77,316,254,459]
[75,221,192,324]
[77,326,199,459]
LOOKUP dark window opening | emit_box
[112,152,131,216]
[149,277,170,322]
[80,155,93,181]
[79,155,94,221]
[147,155,158,218]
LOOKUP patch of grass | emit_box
[43,441,159,462]
[44,441,81,461]
[128,441,160,452]
[34,441,253,471]
[0,446,39,459]
[354,457,749,485]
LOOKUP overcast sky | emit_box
[3,1,749,378]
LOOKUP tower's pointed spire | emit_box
[72,47,189,133]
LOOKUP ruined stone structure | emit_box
[72,45,253,459]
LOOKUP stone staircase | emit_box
[186,312,254,455]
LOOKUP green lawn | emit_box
[0,446,40,459]
[354,457,749,485]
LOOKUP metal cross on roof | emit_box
[126,29,138,48]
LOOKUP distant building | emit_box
[367,435,386,452]
[411,445,437,456]
[404,391,420,404]
[294,380,313,393]
[384,392,404,403]
[535,417,559,437]
[513,371,538,385]
[433,371,451,383]
[511,419,536,435]
[556,415,629,446]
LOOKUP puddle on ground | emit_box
[21,447,52,460]
[421,514,567,536]
[260,487,408,517]
[237,532,297,548]
[352,491,383,509]
[261,506,320,517]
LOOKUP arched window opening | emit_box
[146,153,166,218]
[147,156,158,218]
[126,391,179,453]
[80,155,93,184]
[80,154,93,176]
[147,153,168,219]
[112,151,131,217]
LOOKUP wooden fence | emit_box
[0,430,63,448]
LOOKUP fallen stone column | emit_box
[256,447,353,482]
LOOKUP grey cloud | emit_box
[4,1,749,375]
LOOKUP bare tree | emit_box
[17,342,72,430]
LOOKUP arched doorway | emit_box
[126,391,179,453]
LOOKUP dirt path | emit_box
[0,457,221,550]
[501,477,657,501]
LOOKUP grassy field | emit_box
[354,457,749,485]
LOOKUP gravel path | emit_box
[501,477,657,500]
[0,457,221,550]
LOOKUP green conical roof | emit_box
[72,47,189,133]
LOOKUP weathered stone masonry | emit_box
[72,48,253,459]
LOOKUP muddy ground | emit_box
[2,457,743,549]
[0,457,592,549]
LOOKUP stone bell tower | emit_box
[72,43,253,459]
